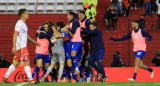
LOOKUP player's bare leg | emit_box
[128,57,141,82]
[138,60,154,78]
[37,59,43,68]
[67,59,72,67]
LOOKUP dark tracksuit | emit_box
[82,28,107,78]
[80,16,91,66]
[104,9,117,31]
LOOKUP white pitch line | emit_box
[153,83,160,85]
[15,82,29,86]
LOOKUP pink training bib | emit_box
[131,29,146,52]
[35,35,49,55]
[70,21,82,42]
[79,18,88,36]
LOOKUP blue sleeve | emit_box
[35,27,43,37]
[62,32,68,37]
[141,29,152,38]
[70,20,80,34]
[115,31,132,41]
[39,31,53,39]
[38,27,42,30]
[82,28,99,34]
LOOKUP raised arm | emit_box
[63,27,73,38]
[110,31,132,41]
[82,28,99,34]
[52,26,63,38]
[39,31,53,39]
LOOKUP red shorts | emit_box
[14,47,30,62]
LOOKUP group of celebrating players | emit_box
[2,8,155,84]
[31,10,108,83]
[2,9,107,84]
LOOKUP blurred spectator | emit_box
[144,0,152,17]
[111,0,122,16]
[83,0,98,10]
[130,0,137,9]
[151,0,157,12]
[88,0,98,9]
[156,0,160,31]
[104,6,118,32]
[0,55,11,68]
[138,0,144,9]
[139,14,145,29]
[111,51,123,67]
[152,50,160,66]
[0,54,3,58]
[85,5,97,22]
[123,0,131,17]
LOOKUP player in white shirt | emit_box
[2,9,39,84]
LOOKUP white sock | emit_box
[46,65,54,75]
[4,64,15,78]
[58,65,64,79]
[24,66,33,81]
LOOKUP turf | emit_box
[0,82,160,86]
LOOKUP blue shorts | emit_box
[71,42,82,52]
[64,42,72,60]
[134,50,146,60]
[36,54,50,65]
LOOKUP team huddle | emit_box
[1,8,154,84]
[32,10,108,83]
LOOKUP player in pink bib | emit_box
[110,20,154,82]
[66,12,82,76]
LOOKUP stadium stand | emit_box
[0,0,159,67]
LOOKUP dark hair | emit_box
[18,9,27,17]
[55,21,65,28]
[132,20,139,24]
[46,20,54,26]
[69,12,76,17]
[46,20,54,30]
[43,22,49,26]
[116,51,120,55]
[157,50,160,55]
[89,21,97,27]
[79,11,85,14]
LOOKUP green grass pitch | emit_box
[0,82,160,86]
